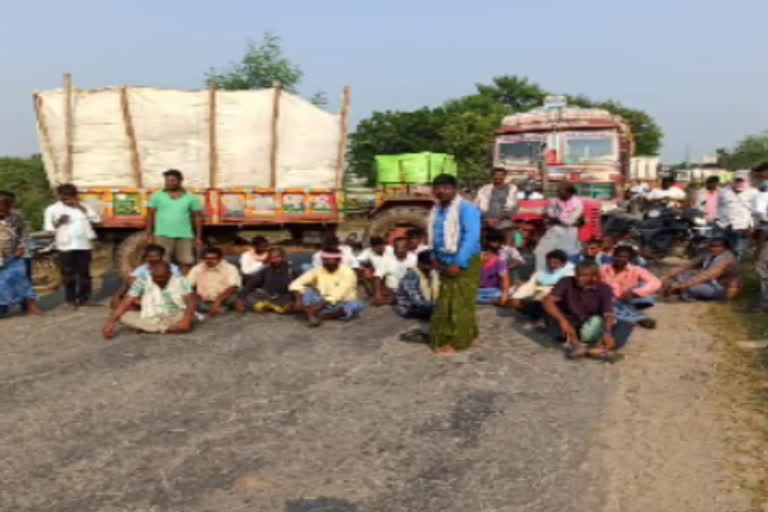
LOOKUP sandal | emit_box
[565,342,587,359]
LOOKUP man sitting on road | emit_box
[372,237,417,306]
[187,247,242,316]
[600,245,661,329]
[289,248,364,327]
[406,227,430,255]
[395,250,440,319]
[236,247,298,314]
[110,244,181,308]
[103,261,195,338]
[476,230,511,305]
[662,237,742,301]
[569,238,613,266]
[543,261,631,362]
[356,236,391,296]
[307,235,359,272]
[511,249,574,330]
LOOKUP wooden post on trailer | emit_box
[208,79,218,188]
[33,94,60,184]
[63,72,74,183]
[270,81,282,189]
[120,87,142,188]
[335,85,351,189]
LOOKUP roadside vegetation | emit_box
[0,155,50,229]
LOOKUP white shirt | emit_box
[43,201,100,251]
[357,246,393,273]
[375,251,417,290]
[412,243,430,255]
[718,186,758,230]
[239,250,268,275]
[753,189,768,225]
[517,191,545,200]
[311,244,360,269]
[646,187,686,202]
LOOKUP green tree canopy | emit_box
[206,32,326,106]
[716,132,768,170]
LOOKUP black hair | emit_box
[392,236,408,246]
[406,227,425,238]
[559,183,577,195]
[485,229,504,244]
[575,261,600,274]
[163,169,183,181]
[661,176,674,185]
[0,190,15,200]
[268,247,286,257]
[491,167,507,175]
[149,260,171,273]
[369,236,385,246]
[203,246,223,258]
[613,245,637,258]
[251,235,268,246]
[545,249,568,263]
[0,195,13,208]
[432,173,457,187]
[323,234,341,246]
[753,162,768,174]
[56,183,78,197]
[417,250,434,265]
[144,244,166,257]
[585,238,603,246]
[709,237,730,249]
[705,176,720,184]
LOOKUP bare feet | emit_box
[435,346,457,356]
[307,313,322,327]
[63,303,78,312]
[25,301,44,316]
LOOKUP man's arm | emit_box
[631,267,663,298]
[542,294,578,343]
[498,271,511,305]
[145,208,156,243]
[193,211,204,248]
[676,256,731,290]
[102,295,139,339]
[662,259,698,283]
[169,293,196,332]
[82,203,101,223]
[453,203,482,270]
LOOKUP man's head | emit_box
[149,261,173,288]
[268,247,286,267]
[575,261,600,288]
[320,247,343,272]
[143,244,166,265]
[484,229,504,253]
[202,247,223,268]
[0,190,16,208]
[491,168,507,186]
[406,227,426,251]
[705,176,720,191]
[56,183,79,207]
[370,236,386,255]
[321,234,341,252]
[545,249,568,272]
[433,173,458,205]
[417,250,434,273]
[612,245,636,271]
[393,237,409,258]
[709,237,729,256]
[602,234,617,252]
[163,169,184,190]
[557,182,576,200]
[584,239,603,258]
[661,177,674,190]
[0,195,12,217]
[252,236,269,253]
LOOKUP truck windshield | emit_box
[564,132,616,163]
[497,141,541,165]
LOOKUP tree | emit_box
[718,132,768,170]
[475,75,547,113]
[206,32,327,107]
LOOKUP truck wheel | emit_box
[116,231,146,278]
[365,206,430,243]
[31,254,62,295]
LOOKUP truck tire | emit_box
[116,231,146,278]
[31,254,62,295]
[365,206,430,243]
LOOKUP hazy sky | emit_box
[3,0,767,163]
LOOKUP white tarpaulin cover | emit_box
[34,86,342,189]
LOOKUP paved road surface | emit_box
[0,303,619,512]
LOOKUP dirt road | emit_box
[0,302,759,511]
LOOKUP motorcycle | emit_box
[603,206,711,259]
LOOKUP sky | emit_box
[3,0,768,163]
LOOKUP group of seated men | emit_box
[102,224,743,361]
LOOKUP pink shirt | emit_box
[705,190,718,222]
[600,263,661,299]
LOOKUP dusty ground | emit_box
[0,300,763,511]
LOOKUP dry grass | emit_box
[708,266,768,507]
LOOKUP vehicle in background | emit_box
[493,95,634,204]
[33,75,350,277]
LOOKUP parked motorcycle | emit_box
[603,207,710,259]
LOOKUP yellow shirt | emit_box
[289,265,358,304]
[187,260,242,301]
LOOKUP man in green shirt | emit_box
[146,169,204,273]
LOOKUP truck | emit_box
[494,95,634,202]
[33,74,350,277]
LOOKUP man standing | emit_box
[428,174,482,354]
[474,168,518,246]
[146,169,204,273]
[534,183,584,271]
[187,247,241,316]
[753,163,768,311]
[0,195,42,316]
[646,177,686,207]
[44,184,101,309]
[695,176,721,224]
[717,173,758,261]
